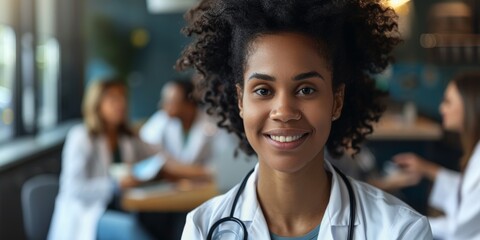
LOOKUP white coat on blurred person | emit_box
[140,109,217,166]
[395,72,480,239]
[48,80,154,240]
[139,80,219,170]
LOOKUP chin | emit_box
[443,124,461,133]
[261,154,318,174]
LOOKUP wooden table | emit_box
[122,180,219,212]
[370,114,443,141]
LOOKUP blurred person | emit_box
[48,79,153,240]
[139,79,216,179]
[138,79,223,239]
[394,72,480,239]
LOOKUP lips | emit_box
[263,129,310,150]
[269,134,303,143]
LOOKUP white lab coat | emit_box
[139,110,218,166]
[429,141,480,240]
[182,160,432,239]
[48,124,155,240]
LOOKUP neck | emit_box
[181,110,197,132]
[104,125,119,151]
[257,158,330,237]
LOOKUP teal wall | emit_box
[85,0,191,121]
[84,0,478,123]
[387,0,479,121]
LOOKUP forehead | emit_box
[104,84,125,95]
[445,82,460,98]
[244,32,331,76]
[162,84,185,101]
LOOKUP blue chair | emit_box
[21,175,59,240]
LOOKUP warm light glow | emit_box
[389,0,411,9]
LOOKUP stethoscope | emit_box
[207,166,356,240]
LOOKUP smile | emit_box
[263,130,309,150]
[268,134,304,143]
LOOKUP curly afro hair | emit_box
[176,0,401,157]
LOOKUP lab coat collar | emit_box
[462,141,480,196]
[237,164,269,236]
[95,134,136,164]
[323,160,361,227]
[236,161,360,238]
[119,136,135,163]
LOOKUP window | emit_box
[0,25,16,141]
[36,0,60,131]
[0,0,84,142]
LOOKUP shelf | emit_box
[420,33,480,48]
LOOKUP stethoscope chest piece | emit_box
[208,217,247,240]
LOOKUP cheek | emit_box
[304,101,333,122]
[450,104,463,121]
[101,101,125,122]
[99,102,110,120]
[442,104,463,130]
[454,107,464,125]
[115,101,126,113]
[242,101,263,129]
[241,100,269,143]
[163,103,176,116]
[310,115,332,138]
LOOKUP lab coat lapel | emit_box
[318,161,361,240]
[164,118,184,158]
[248,208,271,239]
[461,141,480,198]
[233,164,271,239]
[181,118,208,163]
[92,136,110,177]
[232,162,361,240]
[181,112,215,164]
[119,136,135,163]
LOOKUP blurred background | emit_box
[0,0,478,239]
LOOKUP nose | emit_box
[269,94,301,122]
[439,102,446,116]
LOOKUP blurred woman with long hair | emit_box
[395,72,480,239]
[48,78,153,240]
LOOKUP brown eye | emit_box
[297,87,315,95]
[254,88,271,96]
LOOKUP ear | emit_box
[236,84,244,118]
[332,84,345,121]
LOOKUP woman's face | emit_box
[99,85,127,128]
[439,82,464,132]
[161,84,188,119]
[237,32,344,173]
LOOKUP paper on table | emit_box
[126,181,176,199]
[109,163,129,181]
[132,154,166,181]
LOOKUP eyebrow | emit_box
[248,71,324,81]
[248,73,275,81]
[294,71,324,81]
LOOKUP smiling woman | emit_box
[237,33,341,174]
[176,0,432,239]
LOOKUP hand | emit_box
[119,175,142,189]
[382,170,422,189]
[393,153,440,181]
[162,157,212,180]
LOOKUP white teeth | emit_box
[270,134,303,143]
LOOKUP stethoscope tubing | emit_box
[207,169,254,240]
[206,166,356,240]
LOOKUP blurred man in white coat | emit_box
[139,79,218,179]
